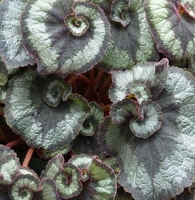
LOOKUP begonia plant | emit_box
[0,0,195,199]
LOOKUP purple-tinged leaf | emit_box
[0,185,10,200]
[54,163,82,199]
[69,155,117,200]
[144,0,195,60]
[81,102,104,136]
[129,101,163,139]
[0,145,20,185]
[33,178,60,200]
[4,70,90,150]
[8,174,41,200]
[102,0,158,70]
[0,0,35,69]
[110,98,138,124]
[40,154,64,180]
[115,187,134,200]
[109,58,169,103]
[72,134,104,159]
[110,0,131,27]
[42,76,72,107]
[99,63,195,199]
[20,0,110,76]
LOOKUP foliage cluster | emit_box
[0,0,195,199]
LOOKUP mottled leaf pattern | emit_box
[99,60,195,200]
[144,0,195,60]
[102,0,158,70]
[0,0,35,69]
[4,69,90,150]
[21,0,110,76]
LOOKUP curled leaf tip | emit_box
[65,14,89,36]
[129,101,163,139]
[110,0,131,27]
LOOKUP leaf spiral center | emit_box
[65,14,89,36]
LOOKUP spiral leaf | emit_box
[81,102,104,136]
[129,101,163,139]
[54,163,82,199]
[65,14,89,36]
[43,77,72,107]
[4,69,90,150]
[20,0,110,76]
[9,174,40,200]
[102,0,158,70]
[69,155,117,200]
[0,145,21,185]
[110,0,131,27]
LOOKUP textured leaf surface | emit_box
[40,154,64,180]
[9,174,40,200]
[110,98,138,124]
[99,65,195,199]
[37,144,72,159]
[54,163,82,199]
[0,145,20,185]
[21,0,110,76]
[4,70,90,150]
[144,0,195,60]
[69,155,117,200]
[81,102,104,136]
[129,101,163,139]
[0,0,35,69]
[72,134,104,158]
[33,179,60,200]
[102,0,158,70]
[109,58,169,103]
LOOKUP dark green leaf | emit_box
[21,0,110,76]
[4,70,90,150]
[81,102,104,136]
[69,155,117,200]
[33,179,60,200]
[8,174,40,200]
[54,163,82,199]
[102,0,158,70]
[99,64,195,200]
[144,0,195,60]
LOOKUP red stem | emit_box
[22,147,35,167]
[6,137,25,148]
[94,70,105,91]
[89,69,96,101]
[97,76,112,103]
